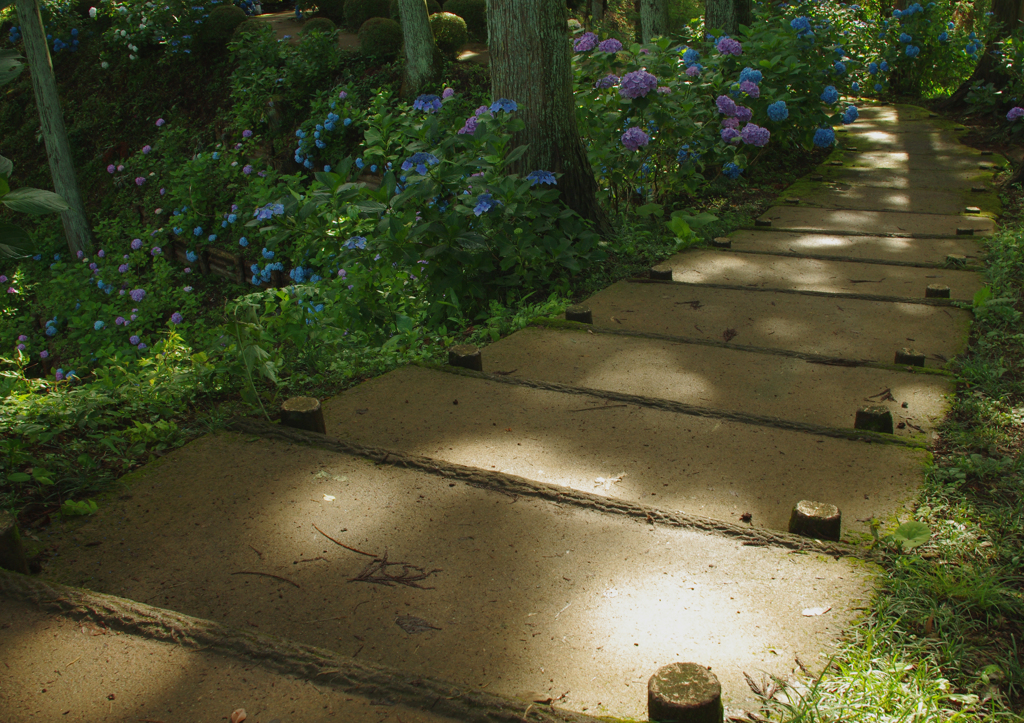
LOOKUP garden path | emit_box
[2,104,1001,722]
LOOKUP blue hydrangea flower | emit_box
[938,32,948,43]
[193,226,203,236]
[401,152,440,175]
[842,105,859,124]
[834,61,846,74]
[677,144,700,163]
[906,45,920,57]
[738,67,762,85]
[262,248,275,259]
[94,320,105,330]
[767,101,789,122]
[723,163,743,179]
[790,16,811,33]
[881,61,889,71]
[682,47,700,66]
[526,170,557,186]
[490,98,518,113]
[868,62,879,74]
[852,82,860,93]
[239,237,249,247]
[473,193,500,216]
[813,128,836,147]
[820,86,839,104]
[899,33,912,43]
[186,250,198,262]
[875,83,883,91]
[413,94,443,113]
[344,236,367,250]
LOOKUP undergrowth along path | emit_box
[6,103,997,721]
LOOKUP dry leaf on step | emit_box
[231,709,247,723]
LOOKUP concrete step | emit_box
[0,595,473,723]
[778,183,1000,216]
[817,165,996,191]
[662,248,983,301]
[482,325,952,434]
[757,206,995,236]
[834,150,1007,172]
[584,280,970,364]
[722,229,984,266]
[33,431,876,718]
[840,131,973,155]
[321,365,926,534]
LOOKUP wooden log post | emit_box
[280,397,327,434]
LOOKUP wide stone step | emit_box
[758,206,995,236]
[836,150,1006,172]
[840,131,972,155]
[661,248,982,300]
[37,431,875,717]
[482,325,951,434]
[722,229,984,266]
[321,365,926,533]
[838,119,946,134]
[584,280,970,364]
[818,165,996,191]
[779,183,999,216]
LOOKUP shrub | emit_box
[316,0,347,24]
[443,0,485,36]
[232,18,267,38]
[302,17,338,35]
[200,5,247,49]
[388,0,442,20]
[429,12,467,58]
[358,17,403,57]
[344,0,389,30]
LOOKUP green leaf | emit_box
[0,48,24,87]
[667,216,692,239]
[61,499,99,517]
[6,472,31,483]
[892,521,930,552]
[2,187,70,214]
[395,314,414,332]
[0,154,12,179]
[504,144,528,165]
[972,286,993,307]
[0,221,34,258]
[635,203,664,218]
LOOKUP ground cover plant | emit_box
[3,0,1024,717]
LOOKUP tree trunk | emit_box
[591,0,604,24]
[488,0,612,235]
[15,0,91,255]
[397,0,443,97]
[640,0,669,43]
[705,0,752,36]
[939,0,1023,110]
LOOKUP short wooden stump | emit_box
[0,511,30,575]
[925,284,951,299]
[565,306,593,324]
[280,396,326,435]
[650,266,674,281]
[647,663,723,723]
[710,237,732,249]
[894,348,925,366]
[855,405,894,434]
[448,344,483,371]
[789,500,842,542]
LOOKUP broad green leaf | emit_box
[395,314,414,332]
[0,176,8,197]
[0,154,12,179]
[504,144,528,165]
[0,221,34,258]
[2,187,70,214]
[893,521,930,551]
[6,472,31,483]
[0,48,24,86]
[972,286,993,307]
[635,203,663,218]
[667,217,692,239]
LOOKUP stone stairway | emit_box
[2,104,999,721]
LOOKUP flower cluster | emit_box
[621,127,650,152]
[619,70,659,100]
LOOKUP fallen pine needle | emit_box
[313,523,377,557]
[231,571,300,588]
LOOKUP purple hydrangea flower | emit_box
[77,250,84,259]
[721,128,741,143]
[735,106,753,122]
[130,288,146,302]
[131,238,142,250]
[40,350,49,359]
[721,117,739,129]
[170,312,183,324]
[619,69,659,99]
[130,335,140,345]
[741,123,771,147]
[151,246,161,256]
[574,32,598,52]
[107,164,116,173]
[243,129,253,137]
[598,38,622,53]
[621,127,650,152]
[138,343,147,350]
[716,37,742,55]
[458,115,478,135]
[156,118,165,126]
[135,177,146,186]
[657,86,670,94]
[442,88,455,99]
[739,81,760,98]
[17,334,27,342]
[142,145,152,154]
[118,264,129,273]
[685,65,701,77]
[716,95,737,116]
[595,74,619,89]
[1007,107,1024,121]
[98,250,105,258]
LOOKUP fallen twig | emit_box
[230,571,300,588]
[313,523,376,557]
[566,404,628,413]
[349,551,441,589]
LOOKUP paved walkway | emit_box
[2,104,999,721]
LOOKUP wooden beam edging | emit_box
[528,318,955,377]
[738,225,992,240]
[0,570,599,723]
[627,277,967,307]
[225,417,873,560]
[422,363,928,449]
[707,247,986,272]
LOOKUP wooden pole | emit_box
[14,0,92,255]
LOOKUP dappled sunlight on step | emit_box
[729,230,983,264]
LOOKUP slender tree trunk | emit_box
[488,0,612,235]
[640,0,669,43]
[591,0,604,24]
[15,0,91,255]
[940,0,1023,110]
[705,0,752,35]
[397,0,442,97]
